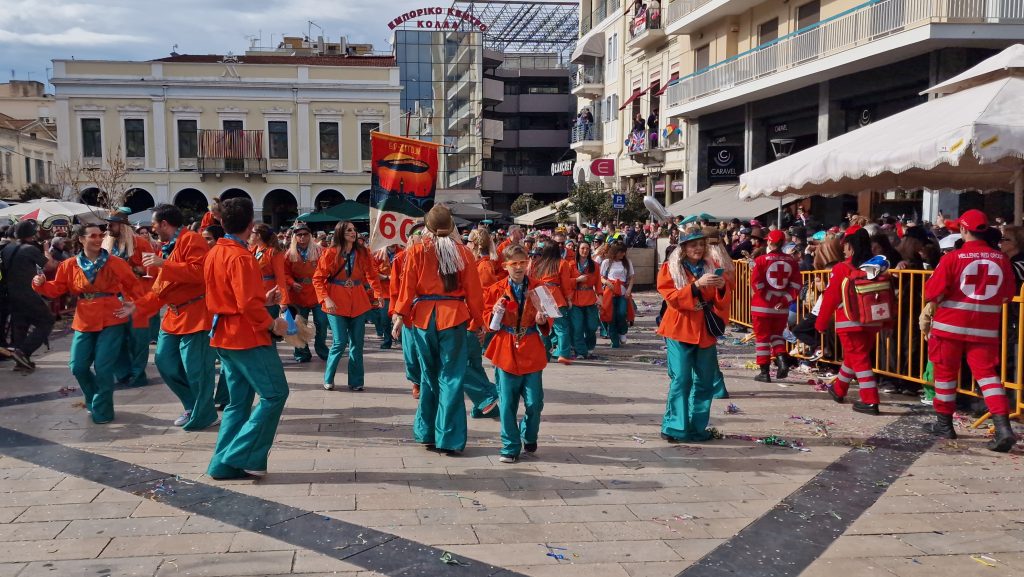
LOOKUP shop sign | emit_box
[670,180,684,192]
[590,158,615,176]
[550,160,574,176]
[654,181,665,193]
[772,123,789,134]
[388,7,489,31]
[708,145,741,181]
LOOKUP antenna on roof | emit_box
[170,43,180,57]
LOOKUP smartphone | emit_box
[713,268,724,276]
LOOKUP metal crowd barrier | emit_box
[729,260,1024,420]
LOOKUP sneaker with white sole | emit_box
[619,336,628,345]
[173,411,192,427]
[323,383,334,391]
[808,349,823,362]
[244,469,267,477]
[498,455,518,463]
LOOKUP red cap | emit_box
[767,230,786,245]
[958,209,988,233]
[844,225,863,236]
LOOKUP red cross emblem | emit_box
[960,259,1002,301]
[766,261,791,290]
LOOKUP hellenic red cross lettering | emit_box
[965,264,997,297]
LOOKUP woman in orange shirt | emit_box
[656,228,732,443]
[313,220,382,391]
[394,206,484,455]
[283,222,328,362]
[250,224,288,319]
[484,244,550,463]
[529,244,574,364]
[34,223,143,424]
[568,241,602,359]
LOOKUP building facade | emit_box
[51,47,401,226]
[0,114,57,200]
[572,0,1024,221]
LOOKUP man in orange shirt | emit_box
[136,204,218,431]
[205,197,289,480]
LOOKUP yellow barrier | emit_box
[730,259,1024,420]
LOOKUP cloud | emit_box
[0,27,147,47]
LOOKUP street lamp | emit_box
[770,138,796,229]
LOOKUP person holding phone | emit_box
[656,227,731,442]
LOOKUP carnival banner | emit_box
[369,195,425,252]
[370,132,441,210]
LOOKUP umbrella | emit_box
[0,199,106,223]
[295,211,342,223]
[129,208,153,226]
[324,200,370,222]
[739,44,1024,222]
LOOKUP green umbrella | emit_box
[295,211,341,223]
[324,200,370,222]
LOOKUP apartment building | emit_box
[0,114,57,200]
[51,41,401,227]
[573,0,1024,221]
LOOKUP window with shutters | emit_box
[695,45,710,71]
[797,0,820,30]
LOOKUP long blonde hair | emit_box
[472,227,497,260]
[102,226,136,258]
[286,229,322,263]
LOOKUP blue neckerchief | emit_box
[160,228,181,258]
[683,259,705,279]
[387,248,396,263]
[110,242,123,258]
[77,249,109,285]
[297,245,309,262]
[577,258,591,274]
[225,234,248,249]
[509,276,529,334]
[343,250,356,278]
[255,248,265,261]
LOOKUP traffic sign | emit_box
[612,194,626,210]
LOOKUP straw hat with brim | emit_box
[425,205,456,237]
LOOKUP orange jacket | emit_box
[204,238,273,350]
[655,262,732,347]
[371,247,401,299]
[110,233,159,329]
[477,256,501,290]
[135,229,211,335]
[599,279,636,324]
[531,260,574,309]
[568,258,602,307]
[283,249,319,308]
[36,255,144,332]
[394,240,484,331]
[483,277,550,376]
[313,246,383,319]
[388,249,409,316]
[252,245,289,297]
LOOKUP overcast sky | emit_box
[0,0,436,88]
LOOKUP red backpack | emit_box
[841,271,895,326]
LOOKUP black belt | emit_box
[168,294,204,314]
[80,292,117,300]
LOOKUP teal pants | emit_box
[609,296,629,347]
[114,323,151,386]
[207,346,289,479]
[463,332,499,418]
[412,316,468,452]
[569,304,599,357]
[402,324,421,385]
[542,306,573,359]
[662,339,717,441]
[155,330,218,430]
[376,300,393,347]
[495,367,544,457]
[292,305,328,361]
[215,363,229,406]
[69,324,128,424]
[325,313,365,389]
[148,312,161,343]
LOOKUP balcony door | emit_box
[756,18,779,76]
[223,120,244,172]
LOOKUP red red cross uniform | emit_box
[924,240,1015,416]
[750,251,801,365]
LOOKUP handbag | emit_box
[695,290,726,338]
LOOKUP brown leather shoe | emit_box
[412,384,420,399]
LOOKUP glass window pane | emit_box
[319,122,339,160]
[269,121,288,159]
[361,123,380,162]
[177,119,197,158]
[82,118,102,157]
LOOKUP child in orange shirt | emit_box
[484,245,550,463]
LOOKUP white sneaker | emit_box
[243,469,267,477]
[204,418,221,429]
[619,336,628,345]
[498,455,518,464]
[173,411,192,427]
[323,383,334,391]
[921,397,934,405]
[808,349,823,362]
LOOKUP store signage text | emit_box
[388,7,489,31]
[551,160,574,176]
[708,145,741,181]
[590,158,615,177]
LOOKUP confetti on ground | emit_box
[743,361,760,370]
[828,510,842,520]
[57,386,77,397]
[725,403,742,415]
[789,415,834,438]
[971,555,997,567]
[72,401,87,409]
[440,551,470,566]
[631,435,646,445]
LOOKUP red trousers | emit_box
[753,315,787,365]
[833,330,880,404]
[929,336,1007,416]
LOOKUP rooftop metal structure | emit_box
[449,1,579,59]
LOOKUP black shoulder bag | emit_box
[693,285,726,338]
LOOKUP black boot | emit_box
[852,401,880,415]
[988,414,1017,453]
[774,355,789,380]
[753,364,771,383]
[923,414,957,439]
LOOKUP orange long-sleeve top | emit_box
[394,239,484,331]
[530,260,574,309]
[655,262,732,348]
[567,258,602,307]
[204,237,273,350]
[476,256,501,291]
[313,246,383,319]
[199,211,219,231]
[36,254,144,332]
[483,277,550,376]
[283,249,319,308]
[134,229,211,335]
[111,233,159,329]
[388,249,410,316]
[252,245,289,297]
[371,247,401,299]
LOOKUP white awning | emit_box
[570,32,605,64]
[513,203,577,226]
[667,183,798,220]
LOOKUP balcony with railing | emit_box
[625,129,666,164]
[665,0,747,36]
[570,122,603,155]
[627,6,666,51]
[572,63,605,98]
[580,0,621,36]
[197,129,267,178]
[664,0,1024,115]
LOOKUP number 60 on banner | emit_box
[370,209,418,251]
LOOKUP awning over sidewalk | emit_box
[513,203,577,226]
[667,183,798,220]
[570,32,605,63]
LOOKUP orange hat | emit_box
[958,209,988,233]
